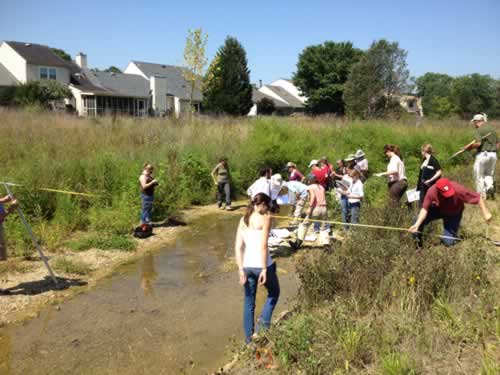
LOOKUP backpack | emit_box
[133,224,153,239]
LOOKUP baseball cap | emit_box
[435,178,455,198]
[308,159,319,168]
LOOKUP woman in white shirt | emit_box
[375,144,408,205]
[234,193,280,344]
[339,169,364,230]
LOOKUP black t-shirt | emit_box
[417,155,441,191]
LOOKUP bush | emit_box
[14,80,72,107]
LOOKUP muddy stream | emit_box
[0,214,299,374]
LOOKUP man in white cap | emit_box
[309,159,328,189]
[464,113,497,199]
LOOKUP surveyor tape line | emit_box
[0,181,100,197]
[269,214,463,242]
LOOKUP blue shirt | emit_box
[287,181,308,199]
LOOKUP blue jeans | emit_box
[243,262,280,343]
[341,196,349,230]
[140,194,153,224]
[217,182,231,207]
[413,207,462,247]
[347,202,360,230]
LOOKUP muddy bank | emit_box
[0,209,300,375]
[0,203,248,326]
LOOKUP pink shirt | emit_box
[307,184,327,207]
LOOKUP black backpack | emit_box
[133,224,153,239]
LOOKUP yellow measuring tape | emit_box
[1,182,100,197]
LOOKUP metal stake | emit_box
[3,182,58,285]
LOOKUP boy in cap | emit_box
[409,178,492,247]
[463,113,497,199]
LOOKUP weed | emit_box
[66,234,136,252]
[52,257,92,275]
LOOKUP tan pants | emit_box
[298,206,329,241]
[292,196,307,218]
[0,225,7,261]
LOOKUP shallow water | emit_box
[0,214,299,375]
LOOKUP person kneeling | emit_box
[409,178,491,247]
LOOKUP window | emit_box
[49,68,56,80]
[40,67,48,79]
[39,67,57,80]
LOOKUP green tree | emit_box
[293,41,363,115]
[416,72,455,117]
[257,97,276,115]
[15,80,72,107]
[451,74,496,118]
[344,39,411,118]
[104,66,122,73]
[183,28,208,113]
[51,48,72,62]
[203,36,253,116]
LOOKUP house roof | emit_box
[265,85,304,108]
[0,62,18,86]
[71,68,149,98]
[130,61,202,101]
[4,41,72,68]
[252,88,289,108]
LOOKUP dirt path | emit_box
[0,202,248,326]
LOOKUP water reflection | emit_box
[140,254,157,296]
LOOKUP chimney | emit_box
[259,79,263,88]
[75,52,87,69]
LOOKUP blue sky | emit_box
[1,0,499,83]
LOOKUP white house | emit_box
[249,79,306,116]
[124,61,203,118]
[0,41,73,87]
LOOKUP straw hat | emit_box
[471,113,488,123]
[344,154,356,162]
[355,149,365,158]
[286,162,296,168]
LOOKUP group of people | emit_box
[233,112,496,343]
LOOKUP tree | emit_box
[415,73,455,118]
[203,36,253,116]
[344,39,411,118]
[451,74,496,119]
[183,28,208,112]
[14,80,72,107]
[293,41,363,115]
[104,66,122,73]
[257,97,276,115]
[51,48,71,62]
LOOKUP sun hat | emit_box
[286,162,296,168]
[355,149,365,158]
[344,154,356,162]
[271,173,283,186]
[471,113,487,123]
[320,156,328,161]
[435,178,455,198]
[308,159,319,168]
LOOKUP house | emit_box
[69,53,150,117]
[398,95,424,117]
[124,61,203,118]
[249,79,306,116]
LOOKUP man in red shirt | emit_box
[309,159,328,189]
[409,178,492,246]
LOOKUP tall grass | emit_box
[0,108,492,256]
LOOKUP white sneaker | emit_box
[225,206,233,211]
